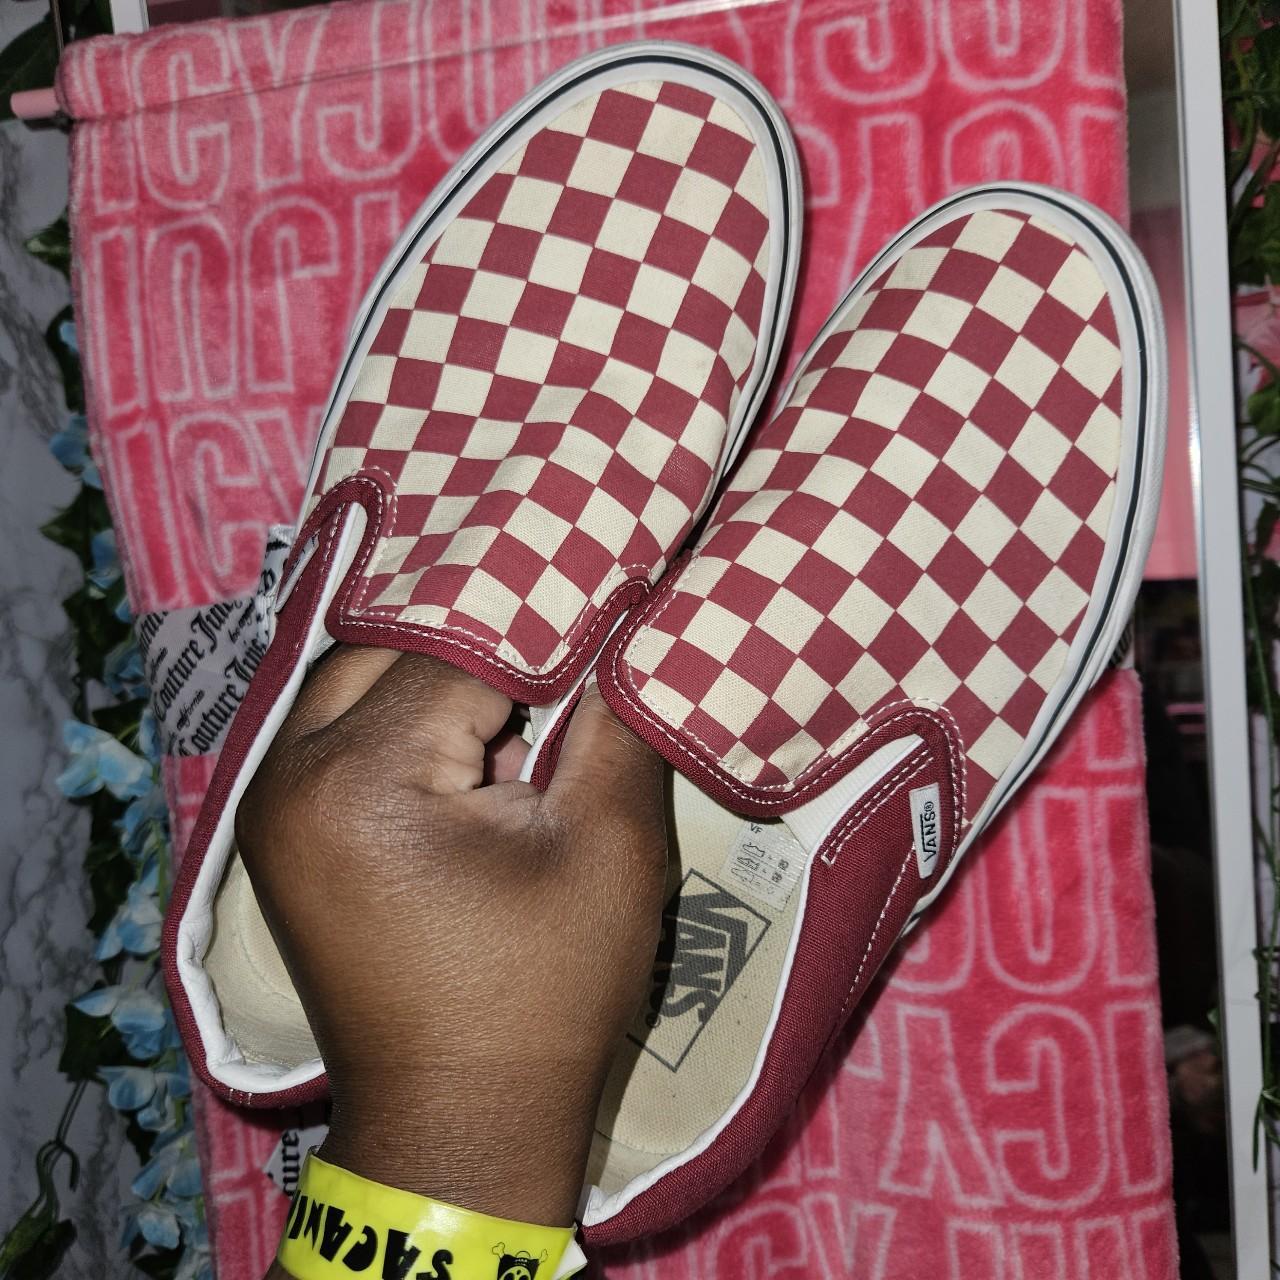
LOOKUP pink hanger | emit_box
[12,87,60,119]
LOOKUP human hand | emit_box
[235,647,667,1229]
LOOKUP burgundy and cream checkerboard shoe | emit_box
[580,184,1165,1241]
[163,41,801,1105]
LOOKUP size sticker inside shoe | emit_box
[720,820,807,913]
[910,783,942,878]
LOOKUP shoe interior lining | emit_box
[203,767,808,1199]
[206,859,320,1070]
[588,770,806,1197]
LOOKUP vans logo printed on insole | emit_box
[629,871,770,1072]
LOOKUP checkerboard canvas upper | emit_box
[608,208,1123,814]
[308,81,773,686]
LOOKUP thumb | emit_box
[545,683,665,817]
[277,644,400,744]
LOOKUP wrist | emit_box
[320,1080,595,1227]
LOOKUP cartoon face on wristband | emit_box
[492,1244,549,1280]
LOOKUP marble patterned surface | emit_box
[0,3,140,1270]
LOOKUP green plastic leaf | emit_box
[1248,378,1280,435]
[38,486,102,562]
[84,838,136,936]
[92,703,143,743]
[1256,502,1280,561]
[59,1004,129,1083]
[0,1142,77,1280]
[23,218,70,281]
[6,1219,75,1280]
[1223,0,1262,38]
[62,585,132,679]
[1233,184,1280,287]
[67,0,115,39]
[38,511,87,559]
[0,1201,58,1280]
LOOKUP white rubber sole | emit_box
[888,184,1168,923]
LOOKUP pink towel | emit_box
[61,2,1176,1276]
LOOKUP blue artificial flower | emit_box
[96,876,162,960]
[131,1136,182,1200]
[87,528,133,622]
[111,987,168,1060]
[48,412,101,489]
[168,1199,212,1280]
[170,1194,207,1243]
[132,1133,200,1202]
[137,1089,176,1134]
[136,1203,181,1250]
[48,417,86,471]
[99,1065,158,1112]
[138,709,163,766]
[118,885,160,949]
[160,1059,191,1101]
[95,917,124,961]
[118,786,168,864]
[72,984,124,1018]
[88,528,121,594]
[58,721,151,801]
[48,310,208,1276]
[104,638,147,699]
[167,1153,203,1199]
[164,1012,184,1051]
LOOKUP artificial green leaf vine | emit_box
[1223,0,1280,1190]
[0,132,209,1280]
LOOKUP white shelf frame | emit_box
[107,0,147,35]
[1175,0,1271,1273]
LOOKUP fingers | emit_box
[545,684,665,818]
[324,651,516,795]
[277,647,655,815]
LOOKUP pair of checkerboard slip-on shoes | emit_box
[164,42,1165,1243]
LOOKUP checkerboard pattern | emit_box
[311,81,773,681]
[614,208,1124,811]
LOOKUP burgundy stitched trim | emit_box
[599,596,971,818]
[163,516,342,1109]
[316,471,653,705]
[529,680,590,791]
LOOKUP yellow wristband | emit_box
[277,1153,584,1280]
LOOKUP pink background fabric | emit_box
[60,1,1176,1276]
[1132,207,1195,581]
